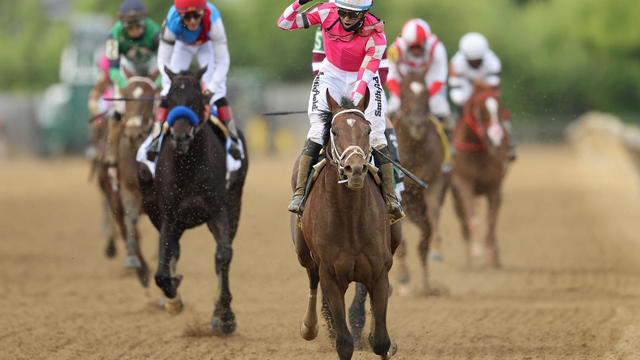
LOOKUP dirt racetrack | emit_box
[2,143,640,360]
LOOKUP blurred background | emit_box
[0,0,639,158]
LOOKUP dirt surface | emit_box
[1,143,640,360]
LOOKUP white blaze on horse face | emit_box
[127,115,143,127]
[485,97,504,147]
[133,86,144,99]
[346,118,356,127]
[410,81,425,95]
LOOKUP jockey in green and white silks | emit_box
[104,0,161,185]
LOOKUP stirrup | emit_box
[387,197,405,224]
[288,195,304,214]
[228,138,242,160]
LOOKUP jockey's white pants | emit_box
[307,59,387,149]
[160,41,226,105]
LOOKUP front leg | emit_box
[155,221,184,314]
[207,216,236,335]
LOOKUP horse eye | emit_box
[331,129,338,136]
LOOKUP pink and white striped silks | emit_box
[278,1,386,105]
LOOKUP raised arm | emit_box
[277,1,324,30]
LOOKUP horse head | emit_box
[122,77,156,149]
[399,68,430,139]
[465,86,506,155]
[326,89,371,190]
[163,66,210,155]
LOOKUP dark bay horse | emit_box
[451,85,509,268]
[138,68,248,334]
[291,90,397,360]
[96,76,157,287]
[392,69,450,295]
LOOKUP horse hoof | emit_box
[164,294,183,315]
[428,252,444,262]
[123,256,142,269]
[381,341,398,359]
[300,321,319,341]
[210,317,237,335]
[105,243,117,258]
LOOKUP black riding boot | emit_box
[288,139,323,214]
[384,128,404,185]
[374,147,405,223]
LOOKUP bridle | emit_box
[328,109,372,184]
[453,89,503,152]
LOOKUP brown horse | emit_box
[99,76,157,287]
[451,85,510,268]
[391,69,450,295]
[291,90,397,360]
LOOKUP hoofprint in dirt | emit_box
[1,143,640,359]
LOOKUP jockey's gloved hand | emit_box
[150,121,163,140]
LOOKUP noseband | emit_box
[329,109,372,184]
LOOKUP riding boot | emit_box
[288,139,323,214]
[374,147,405,223]
[216,99,243,161]
[384,128,404,199]
[146,104,168,162]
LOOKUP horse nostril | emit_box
[361,164,367,173]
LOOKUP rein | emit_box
[327,109,372,184]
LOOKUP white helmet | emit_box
[401,18,431,47]
[334,0,372,11]
[459,32,489,61]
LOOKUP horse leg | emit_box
[101,194,117,258]
[486,188,503,268]
[394,236,410,296]
[321,293,336,341]
[301,266,320,340]
[368,274,396,359]
[207,218,237,335]
[451,179,476,267]
[122,196,142,268]
[320,269,352,360]
[154,222,184,315]
[427,179,448,262]
[348,282,367,350]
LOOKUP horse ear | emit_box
[164,66,176,81]
[195,66,208,81]
[326,89,340,114]
[356,88,370,112]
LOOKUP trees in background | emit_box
[2,0,639,117]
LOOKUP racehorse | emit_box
[391,68,449,295]
[291,89,397,360]
[95,76,157,287]
[138,67,248,335]
[451,84,509,268]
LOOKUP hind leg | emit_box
[368,273,396,359]
[155,222,184,314]
[320,268,352,360]
[348,282,367,350]
[486,188,503,268]
[101,195,118,258]
[207,217,236,335]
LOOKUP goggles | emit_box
[337,8,365,19]
[123,18,145,30]
[180,10,204,21]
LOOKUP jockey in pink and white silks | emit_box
[278,0,404,222]
[387,19,451,122]
[146,0,242,162]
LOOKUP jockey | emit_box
[148,0,242,162]
[87,54,114,161]
[449,32,516,160]
[104,0,161,181]
[279,0,404,222]
[311,22,405,197]
[387,19,451,124]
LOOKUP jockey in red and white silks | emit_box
[386,18,451,120]
[449,32,502,107]
[278,0,388,149]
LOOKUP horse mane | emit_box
[321,97,358,146]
